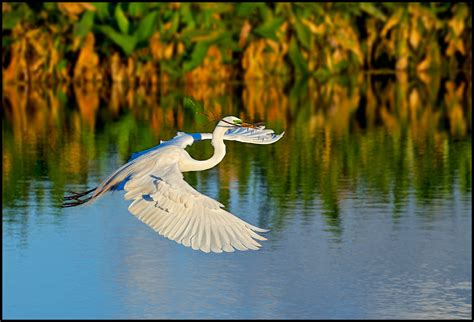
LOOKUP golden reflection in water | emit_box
[2,73,472,221]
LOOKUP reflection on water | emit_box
[2,72,472,319]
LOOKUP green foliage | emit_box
[294,20,311,50]
[95,3,158,55]
[135,11,159,43]
[253,16,285,41]
[97,25,137,55]
[92,2,110,20]
[2,2,472,82]
[114,4,129,34]
[183,42,209,72]
[288,36,308,75]
[74,10,95,38]
[2,3,32,30]
[359,3,387,21]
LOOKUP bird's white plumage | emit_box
[70,116,283,254]
[122,146,268,253]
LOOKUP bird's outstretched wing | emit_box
[62,130,272,253]
[124,159,268,253]
[199,125,285,145]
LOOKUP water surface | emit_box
[3,73,472,319]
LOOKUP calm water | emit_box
[2,74,472,319]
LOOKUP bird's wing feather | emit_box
[198,125,284,145]
[224,125,285,144]
[124,162,268,253]
[129,132,195,161]
[96,132,196,193]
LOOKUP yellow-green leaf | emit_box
[115,4,129,34]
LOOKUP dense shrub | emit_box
[2,2,471,84]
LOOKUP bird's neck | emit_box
[209,134,227,167]
[181,126,227,172]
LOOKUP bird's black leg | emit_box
[62,187,97,207]
[63,187,97,200]
[61,196,93,208]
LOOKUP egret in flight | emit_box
[63,116,284,253]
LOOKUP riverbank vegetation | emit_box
[2,2,472,85]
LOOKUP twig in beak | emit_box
[221,118,264,128]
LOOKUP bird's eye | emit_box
[232,119,242,125]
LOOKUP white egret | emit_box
[63,116,284,253]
